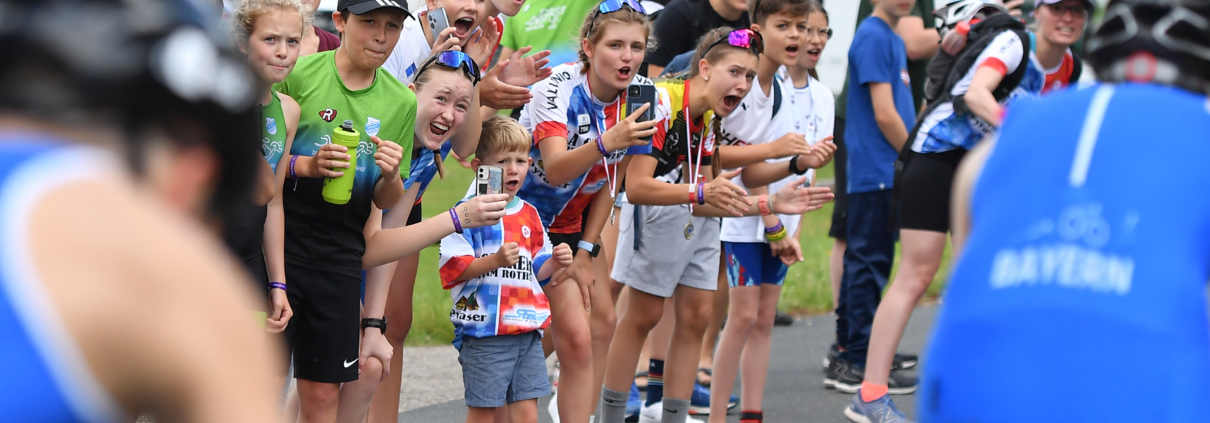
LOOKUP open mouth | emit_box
[430,121,450,137]
[505,179,521,190]
[617,66,632,80]
[806,48,821,60]
[1057,26,1076,36]
[786,44,799,57]
[453,17,475,36]
[722,95,742,111]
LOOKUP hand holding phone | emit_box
[601,83,659,152]
[475,166,503,196]
[427,8,450,43]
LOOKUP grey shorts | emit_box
[611,202,721,298]
[458,332,549,408]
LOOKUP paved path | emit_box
[399,305,937,423]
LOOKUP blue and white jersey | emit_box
[0,139,124,422]
[402,142,452,206]
[920,84,1210,422]
[517,62,664,234]
[911,31,1046,153]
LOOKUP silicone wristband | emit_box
[758,194,771,216]
[269,282,287,291]
[765,221,784,234]
[289,155,299,179]
[596,135,609,156]
[688,186,696,204]
[449,207,463,233]
[696,182,706,205]
[766,227,788,242]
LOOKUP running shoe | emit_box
[626,382,642,422]
[843,390,912,423]
[823,343,841,368]
[637,401,703,423]
[823,344,917,371]
[833,365,918,395]
[688,383,738,415]
[773,309,794,326]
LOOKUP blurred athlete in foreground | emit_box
[922,0,1210,421]
[0,0,280,421]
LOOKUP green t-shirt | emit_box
[261,91,288,173]
[501,0,597,68]
[836,0,936,118]
[274,50,417,274]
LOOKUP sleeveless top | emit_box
[920,84,1210,422]
[0,139,124,422]
[222,91,288,292]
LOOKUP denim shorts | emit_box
[458,331,550,408]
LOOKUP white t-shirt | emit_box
[382,4,433,84]
[718,75,802,244]
[786,74,836,184]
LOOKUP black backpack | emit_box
[921,13,1031,117]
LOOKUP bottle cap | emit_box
[341,120,354,131]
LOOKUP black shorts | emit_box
[549,232,584,253]
[283,263,362,383]
[406,201,423,226]
[898,148,967,233]
[828,117,849,240]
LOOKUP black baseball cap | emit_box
[337,0,411,17]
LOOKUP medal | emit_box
[684,220,695,240]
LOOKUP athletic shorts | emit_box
[898,149,967,233]
[459,332,550,408]
[283,263,361,383]
[550,232,583,254]
[829,117,849,240]
[406,201,423,226]
[724,242,789,287]
[612,202,720,298]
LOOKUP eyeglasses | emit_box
[1046,3,1089,18]
[416,50,481,85]
[701,28,764,58]
[805,27,832,40]
[586,0,647,36]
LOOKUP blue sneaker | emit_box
[625,382,641,422]
[843,390,912,423]
[687,383,737,415]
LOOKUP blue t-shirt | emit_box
[844,16,916,194]
[920,84,1210,422]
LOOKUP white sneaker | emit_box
[548,392,560,423]
[638,401,702,423]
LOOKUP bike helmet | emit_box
[1086,0,1210,94]
[934,0,1012,34]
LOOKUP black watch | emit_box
[577,240,601,258]
[788,155,808,175]
[361,318,387,334]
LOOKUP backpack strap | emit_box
[771,77,782,121]
[953,28,1031,115]
[1069,55,1083,84]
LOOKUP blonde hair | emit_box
[232,0,311,43]
[477,116,531,160]
[687,27,758,78]
[576,6,657,74]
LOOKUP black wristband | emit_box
[361,318,387,334]
[788,155,808,175]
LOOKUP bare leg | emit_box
[466,407,498,423]
[335,357,385,423]
[736,285,781,415]
[297,380,341,423]
[830,240,846,312]
[698,259,729,386]
[603,288,667,393]
[663,286,714,402]
[863,230,946,386]
[545,279,595,423]
[509,399,539,423]
[367,253,420,423]
[705,286,760,423]
[589,251,618,416]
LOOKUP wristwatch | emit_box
[577,240,602,258]
[361,318,388,334]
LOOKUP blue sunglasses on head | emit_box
[587,0,647,36]
[416,50,481,85]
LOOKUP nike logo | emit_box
[666,408,679,414]
[343,359,358,368]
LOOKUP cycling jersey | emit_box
[1027,32,1079,93]
[921,84,1210,422]
[403,143,451,206]
[719,75,797,243]
[382,5,432,84]
[438,196,553,350]
[650,76,713,184]
[517,62,665,233]
[261,91,288,172]
[0,140,124,422]
[912,31,1045,153]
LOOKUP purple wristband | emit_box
[269,282,287,291]
[596,136,608,156]
[449,207,464,233]
[696,182,705,205]
[765,221,784,234]
[289,155,299,179]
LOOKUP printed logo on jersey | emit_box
[452,292,488,322]
[266,117,278,135]
[320,108,338,122]
[521,226,531,239]
[526,5,567,31]
[901,69,911,86]
[365,117,381,137]
[262,137,283,160]
[577,114,591,135]
[502,307,550,327]
[543,71,574,110]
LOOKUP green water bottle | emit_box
[323,120,360,205]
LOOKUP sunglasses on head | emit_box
[587,0,647,36]
[701,28,764,58]
[416,50,481,85]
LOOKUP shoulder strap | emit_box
[1070,55,1083,84]
[771,77,782,121]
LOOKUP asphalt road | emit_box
[400,305,937,423]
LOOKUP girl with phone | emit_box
[514,1,663,421]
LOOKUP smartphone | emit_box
[427,7,450,41]
[626,83,657,142]
[475,165,503,196]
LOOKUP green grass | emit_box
[404,159,951,346]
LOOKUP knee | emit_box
[384,310,413,346]
[298,381,340,411]
[623,304,664,333]
[591,308,618,342]
[729,308,759,333]
[361,357,385,382]
[680,304,713,334]
[558,328,594,365]
[754,308,777,333]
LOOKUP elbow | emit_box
[907,38,940,61]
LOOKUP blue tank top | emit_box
[920,84,1210,422]
[0,139,124,422]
